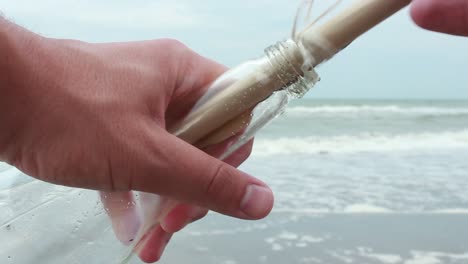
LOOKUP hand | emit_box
[411,0,468,36]
[0,22,274,262]
[100,141,256,262]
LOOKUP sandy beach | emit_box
[159,212,468,264]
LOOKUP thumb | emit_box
[410,0,468,36]
[131,131,274,220]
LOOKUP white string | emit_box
[292,0,343,43]
[291,0,344,68]
[291,0,314,40]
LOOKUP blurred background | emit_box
[1,1,468,263]
[1,0,467,99]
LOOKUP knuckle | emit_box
[156,38,189,53]
[205,163,237,206]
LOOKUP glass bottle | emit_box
[0,38,320,264]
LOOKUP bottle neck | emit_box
[264,39,320,98]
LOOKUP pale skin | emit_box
[0,19,273,262]
[0,0,466,262]
[411,0,468,36]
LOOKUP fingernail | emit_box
[240,185,273,218]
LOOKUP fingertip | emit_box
[410,0,468,36]
[198,162,274,220]
[138,134,270,221]
[410,0,430,29]
[239,184,274,219]
[138,225,172,263]
[410,0,445,31]
[191,208,209,222]
[160,205,208,233]
[222,139,254,168]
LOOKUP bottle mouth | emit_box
[264,39,320,99]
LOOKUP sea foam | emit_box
[287,105,468,116]
[252,130,468,156]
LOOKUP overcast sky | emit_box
[2,0,468,99]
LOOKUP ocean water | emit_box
[159,99,468,264]
[1,99,468,264]
[251,99,468,213]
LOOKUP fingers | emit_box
[411,0,468,36]
[158,139,253,233]
[138,225,173,263]
[101,192,206,261]
[222,139,254,168]
[160,204,208,233]
[136,40,272,219]
[132,131,273,220]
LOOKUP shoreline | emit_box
[158,213,468,264]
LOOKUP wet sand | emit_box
[158,212,468,264]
